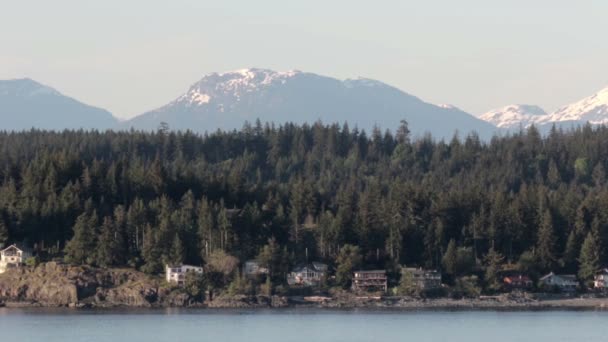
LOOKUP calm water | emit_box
[1,308,607,342]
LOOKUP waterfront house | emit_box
[503,274,533,290]
[243,260,269,278]
[0,244,31,274]
[401,267,442,291]
[165,264,204,286]
[594,269,608,290]
[287,262,328,286]
[352,270,388,292]
[539,272,578,292]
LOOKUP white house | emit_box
[539,272,578,292]
[287,262,328,287]
[243,260,269,278]
[594,269,608,290]
[0,244,31,274]
[165,264,204,286]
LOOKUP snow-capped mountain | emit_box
[536,86,608,126]
[0,78,117,131]
[478,104,547,129]
[126,68,497,140]
[478,86,608,131]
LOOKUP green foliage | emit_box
[336,244,362,289]
[517,250,541,278]
[25,256,40,267]
[484,248,505,292]
[397,269,420,296]
[578,232,600,285]
[64,211,98,265]
[168,234,185,266]
[184,271,207,300]
[227,271,254,296]
[0,219,8,248]
[536,210,556,271]
[452,276,481,298]
[2,123,608,292]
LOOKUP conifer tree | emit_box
[64,211,98,265]
[168,233,185,266]
[141,224,162,274]
[484,247,505,292]
[578,231,600,285]
[96,216,119,267]
[0,219,8,248]
[442,239,458,276]
[536,210,556,271]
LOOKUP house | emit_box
[243,260,269,278]
[352,270,388,292]
[165,264,204,286]
[539,272,578,292]
[594,269,608,290]
[0,244,32,274]
[402,267,442,291]
[503,274,533,290]
[287,262,328,286]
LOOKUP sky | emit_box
[0,0,606,119]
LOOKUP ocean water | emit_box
[0,308,607,342]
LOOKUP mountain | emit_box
[478,104,547,129]
[536,86,608,126]
[0,78,117,131]
[126,68,497,140]
[477,86,608,132]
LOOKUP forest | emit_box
[0,120,607,292]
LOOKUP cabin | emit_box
[402,267,442,291]
[594,269,608,290]
[539,272,578,292]
[0,244,31,274]
[287,262,328,286]
[352,270,388,292]
[243,260,269,278]
[165,264,204,286]
[503,274,533,290]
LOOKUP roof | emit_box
[1,244,23,253]
[354,270,386,274]
[540,272,577,281]
[292,263,327,273]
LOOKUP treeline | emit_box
[1,121,608,289]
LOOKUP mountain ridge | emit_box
[125,68,497,140]
[0,78,118,131]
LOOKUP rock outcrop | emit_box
[0,262,191,307]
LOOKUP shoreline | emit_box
[3,295,608,311]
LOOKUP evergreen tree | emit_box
[578,232,600,285]
[0,218,8,248]
[442,239,457,276]
[168,233,185,266]
[96,216,118,267]
[484,247,505,292]
[64,211,98,265]
[536,210,556,271]
[141,224,162,274]
[336,244,362,289]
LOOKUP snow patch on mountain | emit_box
[478,104,546,129]
[537,87,608,125]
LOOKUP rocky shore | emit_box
[2,263,608,310]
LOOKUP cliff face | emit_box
[0,262,193,307]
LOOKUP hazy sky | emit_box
[1,0,606,119]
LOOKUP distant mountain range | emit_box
[1,69,607,140]
[125,68,495,140]
[478,87,608,132]
[0,78,117,131]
